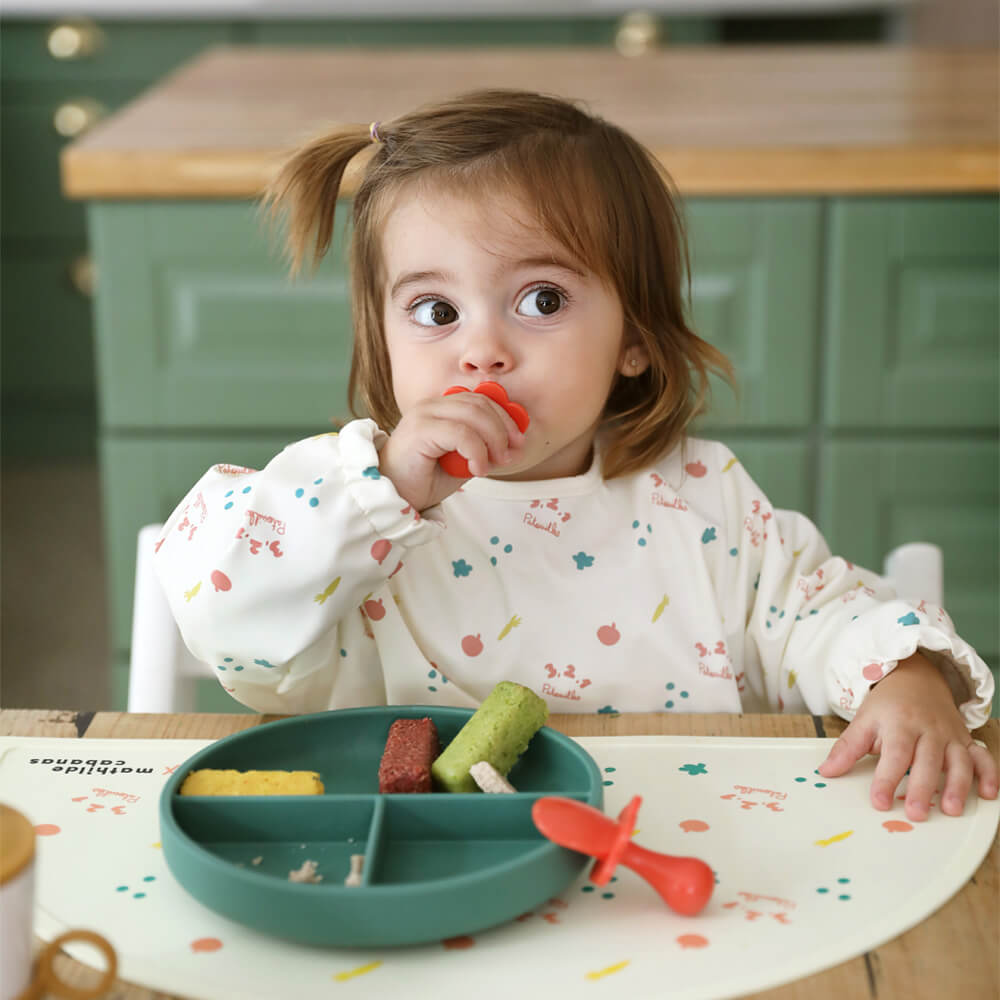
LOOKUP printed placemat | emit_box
[0,734,995,1000]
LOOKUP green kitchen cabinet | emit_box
[244,16,717,47]
[89,202,353,431]
[0,20,239,460]
[688,200,822,429]
[825,198,999,430]
[820,439,999,669]
[0,20,234,82]
[1,81,143,240]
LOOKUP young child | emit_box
[154,89,996,821]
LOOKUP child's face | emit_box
[381,186,632,480]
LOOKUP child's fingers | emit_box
[818,719,877,777]
[939,742,974,816]
[970,742,1000,799]
[868,736,917,811]
[899,736,945,821]
[438,422,497,477]
[452,389,525,440]
[443,393,524,470]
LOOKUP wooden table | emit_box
[2,709,996,999]
[61,46,999,198]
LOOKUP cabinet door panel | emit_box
[686,199,821,429]
[824,197,999,429]
[91,202,354,429]
[819,439,998,662]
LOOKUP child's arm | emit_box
[153,419,443,712]
[706,443,996,817]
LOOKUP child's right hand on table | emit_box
[378,389,526,512]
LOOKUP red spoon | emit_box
[532,795,714,916]
[438,381,530,479]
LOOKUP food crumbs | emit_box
[288,859,323,883]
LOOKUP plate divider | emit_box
[362,796,387,887]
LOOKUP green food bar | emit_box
[431,681,549,793]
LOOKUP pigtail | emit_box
[262,125,373,278]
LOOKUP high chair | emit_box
[126,525,944,714]
[128,524,205,712]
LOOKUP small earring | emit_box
[630,357,639,368]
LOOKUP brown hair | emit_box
[264,89,733,479]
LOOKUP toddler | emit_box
[155,89,996,821]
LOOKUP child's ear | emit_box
[618,343,650,377]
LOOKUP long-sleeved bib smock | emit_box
[153,419,993,727]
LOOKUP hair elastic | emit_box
[368,121,383,144]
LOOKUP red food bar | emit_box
[378,717,441,793]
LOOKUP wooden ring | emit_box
[36,929,118,999]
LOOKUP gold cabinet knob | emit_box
[69,254,96,298]
[52,99,107,138]
[46,20,104,61]
[615,11,662,58]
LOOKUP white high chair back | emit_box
[882,541,943,606]
[126,524,945,714]
[127,524,205,712]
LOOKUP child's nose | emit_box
[459,327,514,375]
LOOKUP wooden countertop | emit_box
[2,709,997,999]
[61,45,999,199]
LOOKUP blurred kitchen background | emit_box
[1,0,997,713]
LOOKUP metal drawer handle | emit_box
[615,11,661,58]
[69,254,96,298]
[53,99,107,138]
[47,20,104,61]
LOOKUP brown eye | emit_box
[413,299,458,326]
[517,288,563,317]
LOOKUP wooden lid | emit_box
[0,804,35,885]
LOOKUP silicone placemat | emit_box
[1,734,996,1000]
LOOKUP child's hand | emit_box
[378,390,526,512]
[818,653,998,821]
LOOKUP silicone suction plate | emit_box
[160,706,602,947]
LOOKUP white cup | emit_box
[0,804,35,1000]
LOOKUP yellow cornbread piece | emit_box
[179,769,324,796]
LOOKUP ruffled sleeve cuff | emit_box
[337,419,445,546]
[824,600,995,729]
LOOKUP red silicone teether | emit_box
[438,381,530,479]
[531,795,714,916]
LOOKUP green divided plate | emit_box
[159,706,603,947]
